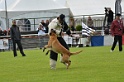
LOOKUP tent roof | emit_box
[0,0,71,18]
[0,0,67,11]
[0,0,124,18]
[9,0,67,11]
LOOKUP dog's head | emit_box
[49,29,57,36]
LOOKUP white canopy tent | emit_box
[0,0,72,30]
[0,0,71,18]
[0,0,124,18]
[0,0,124,30]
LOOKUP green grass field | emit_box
[0,46,124,82]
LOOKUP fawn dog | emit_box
[43,29,82,69]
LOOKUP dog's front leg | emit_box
[46,50,50,55]
[43,47,46,52]
[43,45,49,52]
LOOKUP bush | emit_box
[76,25,82,31]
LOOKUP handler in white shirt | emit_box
[48,14,72,69]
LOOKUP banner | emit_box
[115,0,122,15]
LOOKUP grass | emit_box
[0,46,124,82]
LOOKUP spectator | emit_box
[7,28,10,35]
[45,20,49,33]
[3,30,7,35]
[37,22,47,49]
[107,8,114,27]
[87,16,94,29]
[48,14,72,69]
[10,20,26,57]
[82,22,96,47]
[41,20,46,26]
[0,27,4,36]
[110,14,124,52]
[70,18,76,31]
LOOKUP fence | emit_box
[8,14,107,32]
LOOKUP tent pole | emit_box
[5,0,9,30]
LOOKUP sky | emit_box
[0,0,66,10]
[54,0,66,6]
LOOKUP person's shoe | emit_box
[22,54,26,57]
[50,59,56,70]
[50,67,56,70]
[86,45,89,47]
[76,45,79,48]
[119,50,122,52]
[110,50,113,52]
[14,54,17,57]
[14,55,17,57]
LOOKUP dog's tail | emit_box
[70,50,83,56]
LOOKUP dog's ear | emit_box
[51,29,53,31]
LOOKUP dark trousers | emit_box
[50,37,69,61]
[111,35,122,51]
[12,40,25,57]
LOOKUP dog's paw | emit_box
[43,47,46,52]
[46,50,49,55]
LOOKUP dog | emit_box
[43,29,82,69]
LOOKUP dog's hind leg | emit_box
[66,60,71,69]
[62,55,71,69]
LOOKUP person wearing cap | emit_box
[37,22,47,49]
[48,14,72,69]
[110,14,124,52]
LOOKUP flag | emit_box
[115,0,122,15]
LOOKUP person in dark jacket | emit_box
[107,8,114,27]
[10,20,26,57]
[45,20,49,33]
[48,14,72,69]
[110,14,124,52]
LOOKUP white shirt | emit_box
[48,18,62,35]
[37,23,46,36]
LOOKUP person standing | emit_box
[110,14,124,52]
[107,8,114,27]
[10,20,26,57]
[70,18,76,31]
[45,20,49,33]
[48,14,72,69]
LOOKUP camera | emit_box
[104,7,108,13]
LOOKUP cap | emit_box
[59,14,65,20]
[116,13,121,16]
